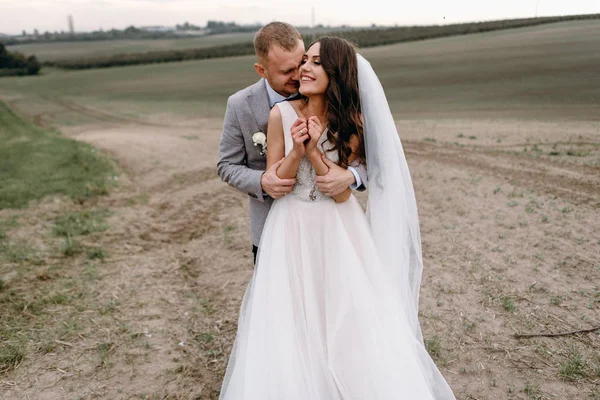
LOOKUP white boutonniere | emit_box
[252,132,267,157]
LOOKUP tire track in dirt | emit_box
[405,140,600,205]
[104,167,219,209]
[491,140,600,149]
[136,188,237,246]
[98,166,228,248]
[148,168,219,193]
[41,95,172,127]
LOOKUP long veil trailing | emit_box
[358,54,424,342]
[359,53,456,399]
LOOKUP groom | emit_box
[217,22,367,263]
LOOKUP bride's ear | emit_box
[254,63,267,79]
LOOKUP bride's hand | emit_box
[305,116,323,157]
[290,117,309,157]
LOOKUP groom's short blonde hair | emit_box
[254,22,302,63]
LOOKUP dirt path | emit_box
[1,116,599,399]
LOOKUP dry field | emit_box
[1,20,599,399]
[5,33,256,62]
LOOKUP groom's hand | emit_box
[261,158,296,199]
[315,156,356,197]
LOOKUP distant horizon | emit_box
[1,0,599,36]
[3,11,600,37]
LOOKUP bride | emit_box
[220,36,456,399]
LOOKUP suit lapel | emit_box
[247,79,270,134]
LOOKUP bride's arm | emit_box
[266,106,306,179]
[307,134,361,203]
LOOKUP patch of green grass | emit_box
[0,215,20,238]
[0,234,114,381]
[60,235,83,257]
[0,343,24,373]
[423,137,437,142]
[0,101,116,209]
[425,336,446,365]
[222,224,235,245]
[195,332,214,345]
[98,298,121,316]
[97,342,114,369]
[53,208,110,237]
[561,206,573,214]
[463,319,475,330]
[468,135,477,140]
[0,240,41,264]
[518,219,528,227]
[127,193,150,206]
[48,292,69,305]
[525,198,542,214]
[591,357,600,378]
[0,285,85,372]
[198,298,215,315]
[502,296,516,312]
[87,247,107,260]
[559,350,586,381]
[508,188,526,198]
[550,295,564,306]
[523,383,543,400]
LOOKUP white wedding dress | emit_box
[219,101,455,400]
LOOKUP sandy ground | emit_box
[1,114,599,399]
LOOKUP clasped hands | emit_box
[289,116,322,159]
[261,116,356,199]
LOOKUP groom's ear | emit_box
[254,63,267,79]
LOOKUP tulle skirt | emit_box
[220,194,455,400]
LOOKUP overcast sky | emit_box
[1,0,599,35]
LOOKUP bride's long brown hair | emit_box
[309,36,365,168]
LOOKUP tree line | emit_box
[44,42,256,70]
[43,13,600,71]
[306,14,600,48]
[1,21,261,46]
[0,43,40,77]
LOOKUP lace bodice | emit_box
[276,102,339,202]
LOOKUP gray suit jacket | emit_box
[217,78,367,247]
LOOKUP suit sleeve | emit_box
[349,160,368,192]
[217,96,266,202]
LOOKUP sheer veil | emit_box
[358,54,424,342]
